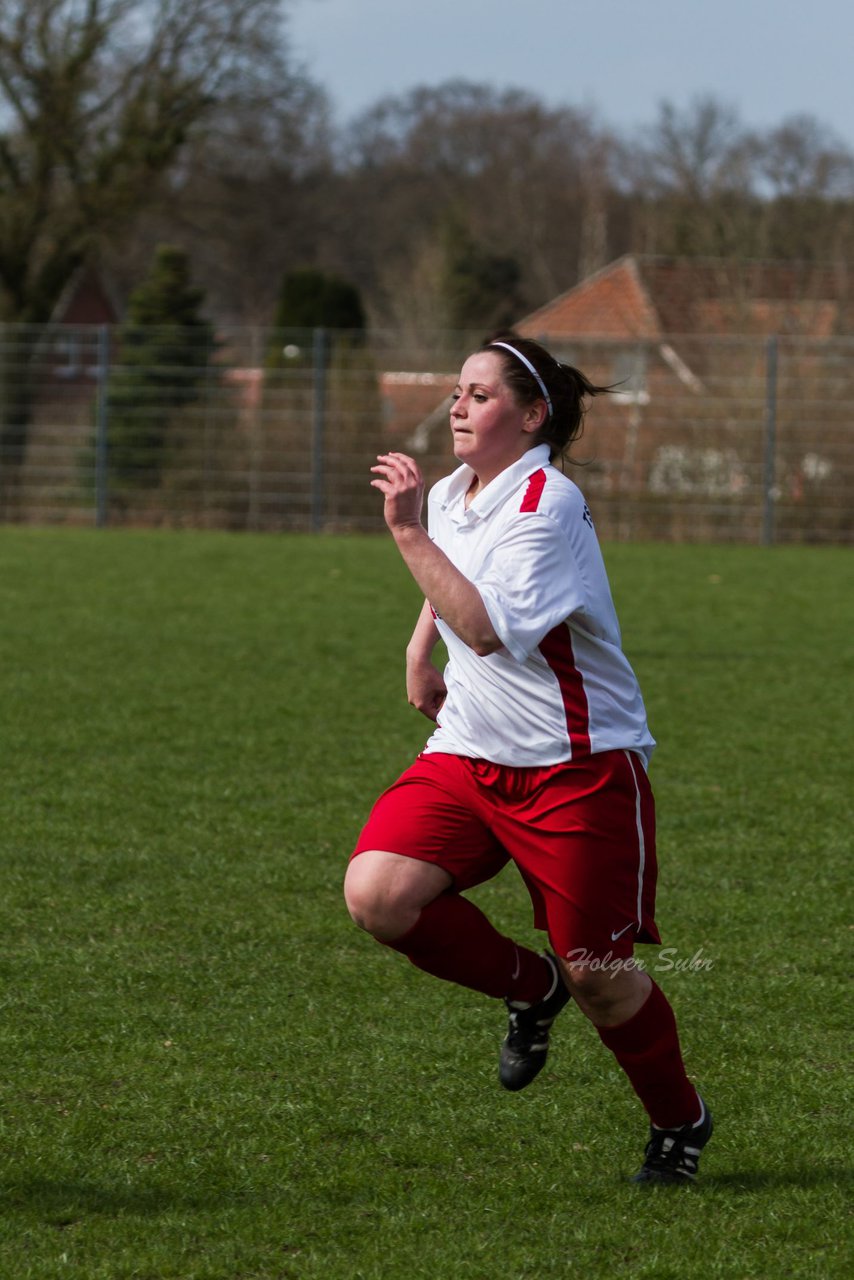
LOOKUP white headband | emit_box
[490,341,553,418]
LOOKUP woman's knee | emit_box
[343,850,451,941]
[561,961,608,1005]
[559,957,651,1019]
[342,857,388,934]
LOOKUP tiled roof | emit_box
[49,265,120,327]
[517,255,853,339]
[519,257,662,339]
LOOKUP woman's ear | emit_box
[522,401,548,433]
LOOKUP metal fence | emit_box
[0,323,851,543]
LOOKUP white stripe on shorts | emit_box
[624,750,646,929]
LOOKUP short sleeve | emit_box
[475,515,584,662]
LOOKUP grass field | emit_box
[0,527,850,1279]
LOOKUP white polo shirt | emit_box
[423,444,655,768]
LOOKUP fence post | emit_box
[247,327,261,530]
[94,324,110,528]
[762,335,778,546]
[311,327,328,532]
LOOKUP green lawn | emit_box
[0,528,850,1278]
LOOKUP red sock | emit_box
[596,982,700,1128]
[386,892,551,1003]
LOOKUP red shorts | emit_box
[352,750,660,961]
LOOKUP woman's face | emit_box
[450,351,544,484]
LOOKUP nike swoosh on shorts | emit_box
[610,922,634,942]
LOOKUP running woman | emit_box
[344,332,712,1183]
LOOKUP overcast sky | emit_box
[289,0,854,149]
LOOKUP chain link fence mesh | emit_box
[0,324,851,543]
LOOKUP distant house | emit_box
[51,264,120,329]
[407,256,854,540]
[516,254,854,405]
[15,267,121,519]
[413,254,854,454]
[518,255,852,341]
[45,265,120,383]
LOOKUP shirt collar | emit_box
[440,444,552,520]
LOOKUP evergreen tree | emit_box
[259,268,377,529]
[439,217,522,332]
[106,246,216,491]
[272,269,366,332]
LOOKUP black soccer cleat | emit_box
[499,952,571,1092]
[631,1096,713,1184]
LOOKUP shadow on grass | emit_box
[703,1165,853,1192]
[1,1177,266,1222]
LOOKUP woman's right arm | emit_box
[405,599,447,722]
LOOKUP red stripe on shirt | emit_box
[539,622,591,757]
[520,469,546,512]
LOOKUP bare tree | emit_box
[641,96,755,201]
[0,0,309,323]
[340,80,620,324]
[759,114,854,200]
[110,71,334,326]
[624,96,761,257]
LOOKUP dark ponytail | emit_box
[480,329,610,461]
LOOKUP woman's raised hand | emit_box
[370,452,425,532]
